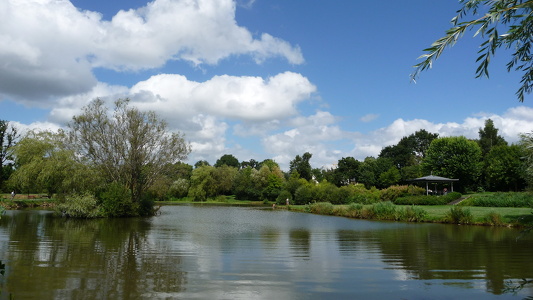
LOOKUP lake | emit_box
[0,205,532,299]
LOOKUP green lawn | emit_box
[404,205,533,224]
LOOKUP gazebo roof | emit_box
[408,175,459,183]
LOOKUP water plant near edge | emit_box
[445,206,473,225]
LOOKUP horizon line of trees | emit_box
[1,116,532,212]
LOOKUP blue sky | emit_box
[1,0,532,170]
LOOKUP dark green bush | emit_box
[394,192,462,205]
[294,184,316,205]
[276,190,293,205]
[100,183,137,217]
[380,185,425,202]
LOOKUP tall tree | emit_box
[69,98,190,213]
[477,119,507,156]
[241,159,259,169]
[423,136,483,192]
[289,152,313,181]
[412,0,533,102]
[331,157,360,186]
[379,129,438,168]
[0,120,19,191]
[214,154,240,168]
[483,144,526,191]
[194,160,211,168]
[519,131,533,185]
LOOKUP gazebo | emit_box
[408,175,459,195]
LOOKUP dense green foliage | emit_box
[0,120,18,192]
[423,136,482,192]
[306,201,428,222]
[7,99,190,218]
[4,106,532,219]
[394,192,462,206]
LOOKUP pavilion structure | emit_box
[408,175,459,195]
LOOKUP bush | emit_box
[483,211,504,226]
[445,206,473,224]
[294,184,316,205]
[380,185,425,202]
[347,185,380,204]
[276,190,293,205]
[55,192,103,218]
[308,202,335,215]
[394,192,462,205]
[345,203,364,218]
[100,183,138,217]
[398,206,427,222]
[370,201,397,220]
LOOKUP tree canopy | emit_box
[423,136,483,191]
[477,118,507,156]
[66,98,191,216]
[0,120,18,190]
[412,0,533,102]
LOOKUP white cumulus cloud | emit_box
[0,0,304,103]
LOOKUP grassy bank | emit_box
[289,202,533,227]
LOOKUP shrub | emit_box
[483,211,504,226]
[345,203,364,218]
[380,185,425,202]
[276,190,293,205]
[347,185,380,204]
[308,202,335,215]
[394,192,462,205]
[445,206,473,224]
[398,206,428,222]
[100,183,137,217]
[55,192,103,218]
[294,184,316,205]
[370,201,397,220]
[331,185,352,204]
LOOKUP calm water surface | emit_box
[0,205,532,299]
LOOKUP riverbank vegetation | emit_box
[1,113,533,221]
[289,201,533,227]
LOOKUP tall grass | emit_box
[445,206,473,224]
[307,201,428,222]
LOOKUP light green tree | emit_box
[9,130,100,195]
[188,165,216,201]
[412,0,533,102]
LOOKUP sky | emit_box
[1,0,533,171]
